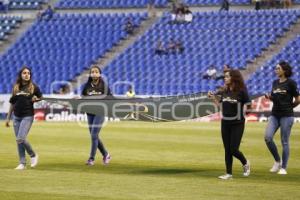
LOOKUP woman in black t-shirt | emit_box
[208,70,251,180]
[264,61,300,175]
[5,67,42,170]
[81,65,111,166]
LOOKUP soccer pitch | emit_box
[0,121,299,200]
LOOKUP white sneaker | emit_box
[218,174,233,180]
[270,161,281,172]
[103,153,111,165]
[243,160,251,177]
[15,164,26,170]
[277,168,287,175]
[30,154,39,168]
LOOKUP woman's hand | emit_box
[5,119,10,127]
[32,96,41,102]
[264,93,271,100]
[207,91,215,99]
[208,91,220,106]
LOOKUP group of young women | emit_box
[208,61,300,179]
[4,62,300,180]
[5,65,111,169]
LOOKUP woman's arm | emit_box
[32,85,43,102]
[5,104,13,127]
[293,96,300,108]
[208,91,221,107]
[244,103,252,115]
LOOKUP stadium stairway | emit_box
[49,0,60,6]
[2,5,300,95]
[62,7,300,94]
[0,1,56,55]
[69,13,161,90]
[241,16,300,80]
[0,16,34,56]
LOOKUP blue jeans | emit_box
[87,114,108,160]
[13,115,36,165]
[264,115,294,169]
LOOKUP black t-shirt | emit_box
[219,89,251,124]
[9,84,42,117]
[271,79,299,117]
[81,79,111,96]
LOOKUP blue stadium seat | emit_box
[0,13,146,94]
[101,10,300,95]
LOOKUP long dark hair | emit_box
[226,69,246,93]
[278,61,293,78]
[87,65,102,84]
[13,66,34,95]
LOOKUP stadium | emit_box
[0,0,300,199]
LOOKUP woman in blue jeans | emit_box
[265,61,300,175]
[5,66,42,170]
[81,65,111,166]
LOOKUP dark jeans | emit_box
[13,115,36,164]
[87,114,108,160]
[221,121,247,174]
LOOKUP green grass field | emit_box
[0,121,299,200]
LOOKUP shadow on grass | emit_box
[137,168,200,175]
[6,161,218,178]
[1,162,300,183]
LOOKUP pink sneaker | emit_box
[86,159,95,166]
[103,154,111,165]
